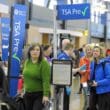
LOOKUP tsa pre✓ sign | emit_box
[9,4,27,97]
[57,3,90,20]
[1,18,10,61]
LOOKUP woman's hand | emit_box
[17,90,24,97]
[92,81,98,87]
[42,96,49,106]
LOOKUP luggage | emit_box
[43,99,54,110]
[0,102,10,110]
[0,66,16,110]
[15,95,25,110]
[0,94,16,110]
[0,94,25,110]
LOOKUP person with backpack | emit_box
[89,46,110,110]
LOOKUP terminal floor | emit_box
[70,76,84,110]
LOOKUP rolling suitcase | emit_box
[0,102,10,110]
[43,100,54,110]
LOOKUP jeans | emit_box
[83,87,89,110]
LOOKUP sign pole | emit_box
[87,19,91,43]
[8,7,14,94]
[53,5,57,59]
[53,5,57,110]
[86,0,91,43]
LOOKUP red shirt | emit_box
[18,78,23,92]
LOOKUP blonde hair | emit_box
[85,44,93,61]
[93,46,104,59]
[85,44,93,52]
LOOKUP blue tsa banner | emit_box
[1,18,10,61]
[9,4,27,97]
[57,3,90,20]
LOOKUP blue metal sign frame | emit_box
[57,3,90,20]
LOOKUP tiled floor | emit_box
[51,76,84,110]
[70,77,84,110]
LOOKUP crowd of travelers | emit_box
[74,42,110,110]
[0,39,110,110]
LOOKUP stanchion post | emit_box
[53,5,57,110]
[53,5,57,59]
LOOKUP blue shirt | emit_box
[57,52,72,60]
[79,51,85,58]
[57,51,72,95]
